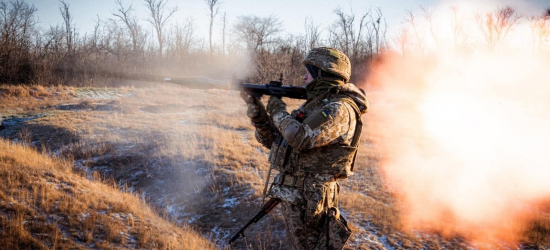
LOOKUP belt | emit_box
[277,173,337,188]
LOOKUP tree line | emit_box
[0,0,388,87]
[1,0,548,87]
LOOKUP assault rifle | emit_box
[228,198,281,244]
[163,75,307,100]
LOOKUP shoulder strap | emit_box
[333,96,362,147]
[333,95,363,172]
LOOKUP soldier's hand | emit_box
[266,96,286,115]
[240,91,269,123]
[240,91,255,105]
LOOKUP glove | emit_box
[266,96,286,115]
[240,91,269,124]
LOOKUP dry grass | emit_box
[1,84,549,249]
[0,83,284,248]
[0,84,77,111]
[0,138,216,249]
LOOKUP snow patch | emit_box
[222,197,239,208]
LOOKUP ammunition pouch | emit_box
[275,174,306,188]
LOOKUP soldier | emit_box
[241,47,368,250]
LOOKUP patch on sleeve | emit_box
[303,109,333,130]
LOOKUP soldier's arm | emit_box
[271,101,352,151]
[253,119,275,149]
[241,92,275,149]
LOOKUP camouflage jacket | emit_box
[255,80,368,178]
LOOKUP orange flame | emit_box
[365,4,550,246]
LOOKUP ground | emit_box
[0,83,548,250]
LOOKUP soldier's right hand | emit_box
[240,91,269,124]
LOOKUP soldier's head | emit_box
[302,47,351,84]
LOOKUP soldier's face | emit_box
[304,71,314,85]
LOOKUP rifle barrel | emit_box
[165,76,307,99]
[165,76,232,90]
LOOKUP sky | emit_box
[25,0,550,46]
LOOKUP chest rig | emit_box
[268,89,363,179]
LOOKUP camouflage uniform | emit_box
[249,48,369,250]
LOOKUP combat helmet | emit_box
[303,47,351,82]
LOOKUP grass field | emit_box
[0,83,548,249]
[0,129,215,249]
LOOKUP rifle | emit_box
[228,198,281,244]
[164,75,307,100]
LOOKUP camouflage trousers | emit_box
[279,176,340,250]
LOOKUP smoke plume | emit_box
[365,3,550,245]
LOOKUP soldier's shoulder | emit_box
[322,99,345,109]
[331,95,361,113]
[323,97,355,113]
[320,97,359,123]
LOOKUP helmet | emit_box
[303,47,351,82]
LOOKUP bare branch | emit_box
[304,16,322,50]
[59,0,74,52]
[112,0,146,52]
[143,0,178,56]
[233,15,282,53]
[221,12,227,54]
[420,5,438,46]
[204,0,220,54]
[476,6,522,50]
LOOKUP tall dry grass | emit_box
[0,137,216,249]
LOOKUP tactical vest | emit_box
[268,92,363,178]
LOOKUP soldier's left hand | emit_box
[266,96,286,115]
[240,91,269,123]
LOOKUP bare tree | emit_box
[233,15,282,53]
[369,7,387,54]
[91,15,102,50]
[166,19,195,57]
[59,0,74,52]
[0,0,37,82]
[143,0,177,56]
[528,8,550,51]
[103,19,126,61]
[304,17,321,50]
[112,0,146,53]
[329,7,370,58]
[221,12,227,54]
[420,5,438,47]
[0,0,37,49]
[204,0,220,55]
[476,6,522,50]
[395,27,410,56]
[404,9,423,52]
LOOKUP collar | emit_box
[305,79,345,100]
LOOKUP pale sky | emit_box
[26,0,550,46]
